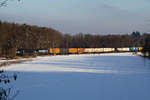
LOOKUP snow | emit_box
[1,53,150,100]
[1,53,148,74]
[0,57,33,66]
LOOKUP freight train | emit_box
[16,47,143,56]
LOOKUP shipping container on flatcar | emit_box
[93,48,104,53]
[92,48,97,53]
[84,48,94,53]
[130,47,138,52]
[117,48,130,52]
[49,48,60,54]
[77,48,85,54]
[68,48,78,54]
[138,47,143,51]
[60,48,68,54]
[103,48,115,52]
[38,50,49,55]
[49,48,53,54]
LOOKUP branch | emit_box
[0,0,20,7]
[0,0,8,7]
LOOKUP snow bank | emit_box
[1,52,146,74]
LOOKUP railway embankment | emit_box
[0,57,34,67]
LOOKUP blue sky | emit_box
[0,0,150,34]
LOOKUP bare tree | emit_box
[0,0,20,7]
[0,70,19,100]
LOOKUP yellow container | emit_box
[69,48,78,53]
[78,48,85,53]
[54,48,60,54]
[138,47,143,51]
[49,48,53,54]
[49,48,60,54]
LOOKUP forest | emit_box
[0,21,150,57]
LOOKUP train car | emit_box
[60,48,68,54]
[84,48,94,53]
[117,48,130,52]
[38,50,49,55]
[53,48,60,54]
[93,48,104,53]
[68,48,78,54]
[103,48,115,52]
[130,47,138,52]
[77,48,85,54]
[49,48,60,54]
[138,47,143,51]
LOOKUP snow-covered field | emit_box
[1,53,150,100]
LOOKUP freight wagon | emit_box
[38,50,49,55]
[117,48,130,52]
[103,48,115,52]
[138,47,143,51]
[78,48,85,54]
[93,48,104,53]
[60,48,68,54]
[68,48,78,54]
[84,48,94,53]
[130,47,138,52]
[49,48,60,54]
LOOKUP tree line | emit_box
[0,21,150,57]
[61,32,148,48]
[0,21,63,49]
